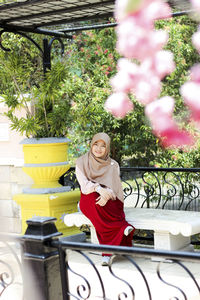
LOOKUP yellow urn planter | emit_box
[14,137,81,236]
[21,137,71,193]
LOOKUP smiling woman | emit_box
[92,139,106,158]
[75,132,135,266]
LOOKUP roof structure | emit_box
[0,0,193,38]
[0,0,115,37]
[0,0,193,73]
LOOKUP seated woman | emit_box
[76,132,135,266]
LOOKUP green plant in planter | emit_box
[1,57,71,138]
[0,41,81,237]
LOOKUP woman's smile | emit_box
[92,139,106,158]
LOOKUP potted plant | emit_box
[0,56,80,235]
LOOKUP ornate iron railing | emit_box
[20,216,200,300]
[0,234,23,299]
[61,167,200,211]
[50,238,200,300]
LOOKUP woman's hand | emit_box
[95,187,116,206]
[95,196,108,206]
[98,187,115,201]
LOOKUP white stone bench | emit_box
[64,208,200,251]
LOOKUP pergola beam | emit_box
[0,24,72,38]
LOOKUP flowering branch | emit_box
[105,0,200,148]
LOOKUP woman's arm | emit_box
[75,165,99,194]
[76,165,115,202]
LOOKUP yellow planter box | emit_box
[23,139,68,164]
[14,190,81,236]
[15,137,80,236]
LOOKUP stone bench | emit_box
[64,208,200,251]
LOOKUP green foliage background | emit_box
[0,33,71,137]
[63,16,200,167]
[1,15,200,167]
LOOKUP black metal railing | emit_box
[50,239,200,300]
[61,167,200,211]
[0,234,23,299]
[20,216,200,300]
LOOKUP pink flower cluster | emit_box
[190,0,200,13]
[104,0,200,148]
[180,2,200,129]
[145,96,194,147]
[181,64,200,122]
[192,26,200,53]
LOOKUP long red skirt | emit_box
[79,192,135,252]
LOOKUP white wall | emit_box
[0,100,32,233]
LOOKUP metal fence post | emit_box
[21,216,63,300]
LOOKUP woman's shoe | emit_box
[101,256,111,266]
[124,225,134,236]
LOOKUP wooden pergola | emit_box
[0,0,192,72]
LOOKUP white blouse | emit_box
[75,165,99,194]
[75,164,120,195]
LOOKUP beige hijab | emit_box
[76,132,124,202]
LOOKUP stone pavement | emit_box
[1,238,200,300]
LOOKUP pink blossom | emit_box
[171,155,177,160]
[115,0,171,22]
[142,0,171,21]
[145,97,193,147]
[110,58,139,92]
[154,164,160,168]
[190,64,200,82]
[111,58,162,102]
[190,0,200,12]
[104,93,134,118]
[141,50,175,79]
[116,17,168,60]
[151,30,168,51]
[147,110,193,148]
[71,101,77,108]
[132,73,161,105]
[192,30,200,53]
[115,0,171,26]
[180,81,200,121]
[145,96,174,118]
[115,0,147,22]
[160,126,194,148]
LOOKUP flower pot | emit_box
[21,137,71,194]
[14,137,81,236]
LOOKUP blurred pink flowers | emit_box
[115,0,171,23]
[142,50,175,79]
[104,92,134,118]
[181,64,200,122]
[192,29,200,54]
[110,58,139,93]
[116,16,168,60]
[145,97,194,147]
[106,1,174,113]
[104,0,198,148]
[190,0,200,13]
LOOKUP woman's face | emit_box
[92,139,106,158]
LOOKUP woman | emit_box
[76,132,135,266]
